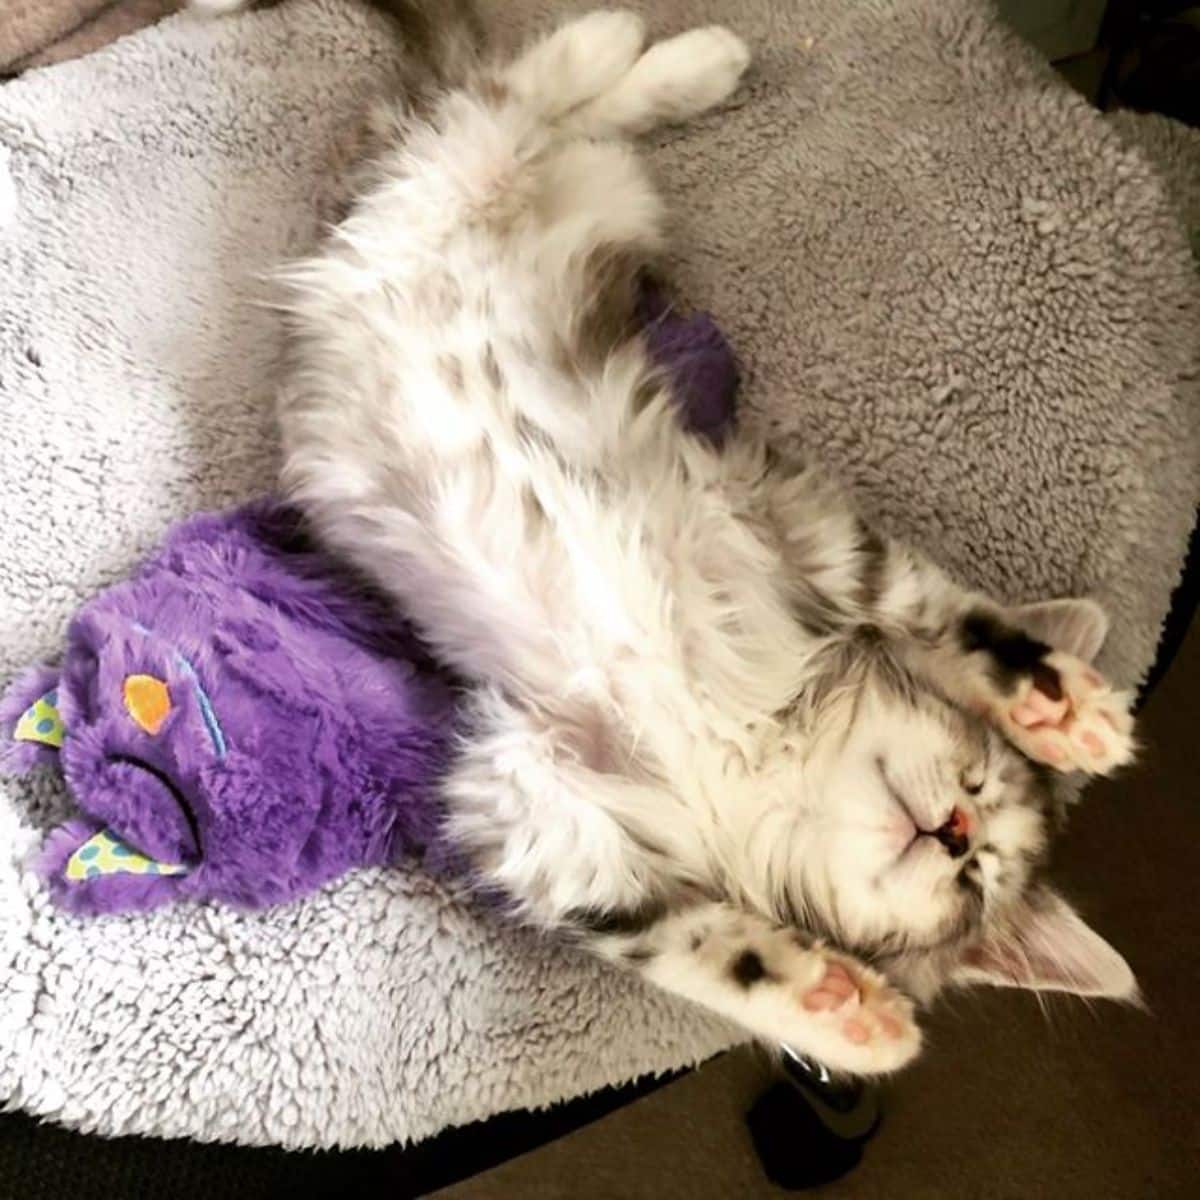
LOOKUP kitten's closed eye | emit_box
[957,858,984,894]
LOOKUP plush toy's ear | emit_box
[14,691,65,749]
[34,819,190,916]
[1,664,65,772]
[954,887,1136,1000]
[1008,598,1109,663]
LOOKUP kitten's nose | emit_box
[934,806,971,858]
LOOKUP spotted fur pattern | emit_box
[270,7,1138,1073]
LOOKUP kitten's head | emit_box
[781,602,1135,1006]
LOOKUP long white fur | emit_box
[271,8,1137,1072]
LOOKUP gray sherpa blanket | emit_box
[1,0,1197,1151]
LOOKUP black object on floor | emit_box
[745,1051,882,1191]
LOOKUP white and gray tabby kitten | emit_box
[212,1,1140,1073]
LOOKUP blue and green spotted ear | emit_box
[14,690,65,749]
[65,828,188,881]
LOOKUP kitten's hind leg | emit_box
[567,26,752,139]
[504,10,647,119]
[584,900,922,1076]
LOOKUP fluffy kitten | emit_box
[220,2,1138,1072]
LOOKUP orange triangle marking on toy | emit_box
[123,674,172,735]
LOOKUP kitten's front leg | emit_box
[755,458,1136,774]
[897,589,1136,775]
[582,900,921,1076]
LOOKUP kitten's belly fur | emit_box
[278,207,823,923]
[284,226,805,767]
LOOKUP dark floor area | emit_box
[435,622,1200,1198]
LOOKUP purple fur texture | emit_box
[14,502,459,915]
[641,281,739,444]
[1,297,739,914]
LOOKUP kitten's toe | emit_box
[801,959,858,1011]
[509,9,647,116]
[1003,652,1135,775]
[634,26,751,118]
[794,954,921,1075]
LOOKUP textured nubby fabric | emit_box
[0,0,1196,1151]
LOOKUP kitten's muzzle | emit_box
[931,805,971,858]
[878,756,974,860]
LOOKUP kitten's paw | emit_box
[1002,652,1135,775]
[791,954,921,1076]
[512,10,647,116]
[638,27,751,117]
[565,10,648,88]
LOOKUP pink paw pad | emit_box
[997,650,1136,777]
[876,1011,905,1039]
[1036,738,1066,764]
[801,958,912,1050]
[842,1018,870,1043]
[802,961,859,1012]
[1011,686,1067,729]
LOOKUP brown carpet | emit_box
[437,621,1200,1199]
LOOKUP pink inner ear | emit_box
[964,939,1066,986]
[1009,599,1109,663]
[961,892,1137,1000]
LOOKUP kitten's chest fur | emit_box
[287,202,814,765]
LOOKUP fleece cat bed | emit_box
[1,0,1197,1151]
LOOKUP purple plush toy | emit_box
[1,502,459,914]
[0,296,738,914]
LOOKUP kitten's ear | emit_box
[955,888,1136,1000]
[1008,598,1109,663]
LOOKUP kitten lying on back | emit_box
[205,0,1138,1073]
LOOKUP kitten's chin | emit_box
[877,946,961,1006]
